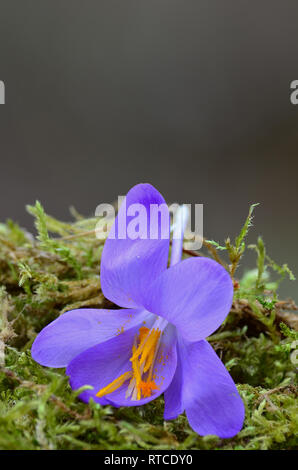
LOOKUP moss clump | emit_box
[0,202,297,450]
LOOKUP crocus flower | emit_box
[31,184,244,438]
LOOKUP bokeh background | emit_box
[0,1,298,299]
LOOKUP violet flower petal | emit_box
[179,338,245,438]
[66,322,177,407]
[163,349,184,420]
[66,324,141,406]
[142,257,234,342]
[100,183,170,309]
[32,308,150,368]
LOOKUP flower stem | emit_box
[170,205,189,266]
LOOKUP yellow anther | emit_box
[96,325,162,401]
[140,329,161,368]
[96,371,132,398]
[128,326,161,400]
[131,345,142,383]
[130,327,150,361]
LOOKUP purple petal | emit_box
[142,257,234,342]
[66,321,177,407]
[100,183,170,308]
[163,351,184,420]
[66,324,140,406]
[31,308,150,368]
[179,338,245,438]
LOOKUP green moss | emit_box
[0,202,297,450]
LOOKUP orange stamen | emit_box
[96,325,163,401]
[138,380,159,398]
[96,371,132,398]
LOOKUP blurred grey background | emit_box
[0,1,297,299]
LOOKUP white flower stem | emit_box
[170,204,190,267]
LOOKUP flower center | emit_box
[96,323,163,401]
